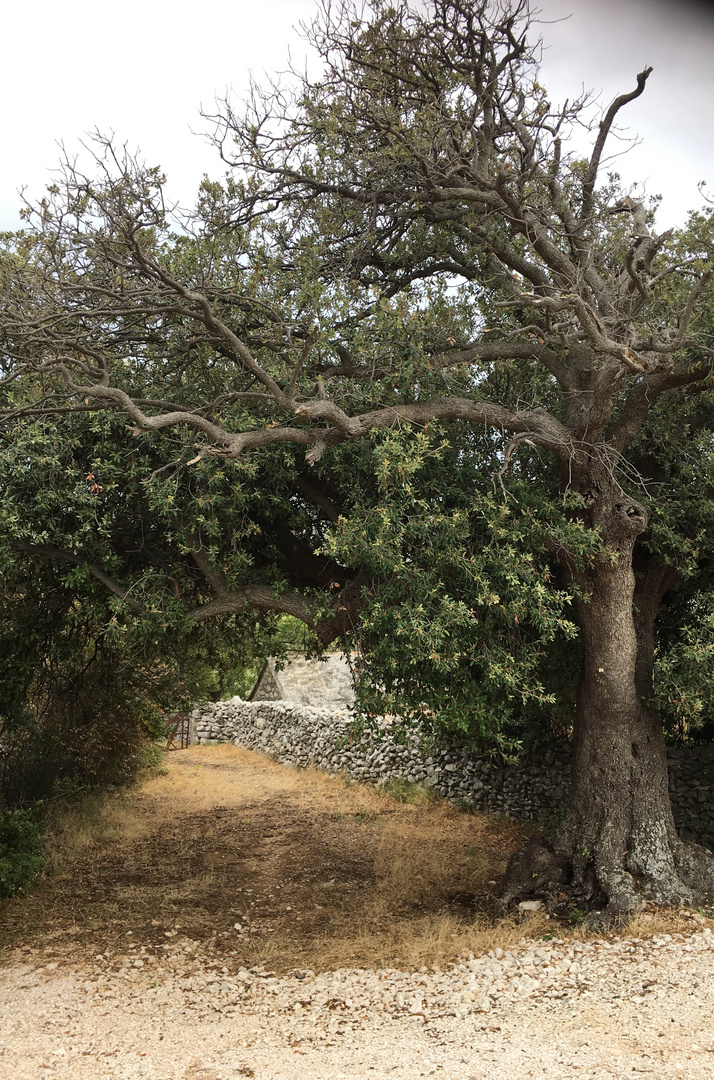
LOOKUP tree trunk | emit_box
[569,550,688,912]
[502,467,714,915]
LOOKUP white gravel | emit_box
[2,925,714,1078]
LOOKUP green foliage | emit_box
[323,423,588,747]
[1,0,714,797]
[655,592,714,742]
[568,906,585,926]
[0,806,45,899]
[0,406,316,807]
[383,777,440,806]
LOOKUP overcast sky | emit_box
[1,0,712,232]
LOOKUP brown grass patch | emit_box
[42,793,150,876]
[1,744,711,972]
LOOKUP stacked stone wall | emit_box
[190,699,714,848]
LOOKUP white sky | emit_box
[1,0,712,232]
[536,0,714,228]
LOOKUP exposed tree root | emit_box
[500,833,714,928]
[500,838,572,906]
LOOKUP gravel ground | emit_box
[2,925,714,1078]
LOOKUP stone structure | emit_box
[249,654,355,709]
[190,698,714,849]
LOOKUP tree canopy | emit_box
[2,0,714,916]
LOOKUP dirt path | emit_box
[1,746,713,1079]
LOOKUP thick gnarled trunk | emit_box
[570,550,688,911]
[503,467,714,916]
[566,474,714,911]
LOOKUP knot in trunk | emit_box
[573,463,647,547]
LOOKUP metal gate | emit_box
[165,712,191,750]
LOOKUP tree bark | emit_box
[569,553,686,911]
[503,466,714,915]
[566,473,714,911]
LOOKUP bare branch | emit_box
[608,363,714,452]
[11,542,145,613]
[579,67,653,226]
[187,536,228,596]
[188,585,319,626]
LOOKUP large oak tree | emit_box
[3,0,714,916]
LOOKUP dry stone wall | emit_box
[190,699,714,848]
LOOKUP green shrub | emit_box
[0,807,45,899]
[383,777,440,806]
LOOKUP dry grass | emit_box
[42,792,150,876]
[3,743,713,973]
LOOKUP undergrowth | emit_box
[0,807,45,899]
[0,742,167,901]
[382,777,440,806]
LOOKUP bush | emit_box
[0,806,45,899]
[383,777,440,806]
